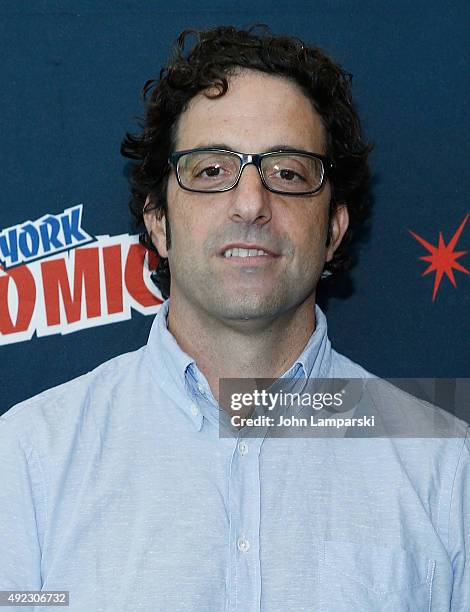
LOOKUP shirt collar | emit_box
[283,304,332,380]
[147,299,333,430]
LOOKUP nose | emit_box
[227,163,272,226]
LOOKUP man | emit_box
[1,25,468,611]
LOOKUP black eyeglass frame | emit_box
[168,148,334,196]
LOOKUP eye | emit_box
[192,158,236,180]
[197,165,225,178]
[278,168,303,182]
[270,164,307,183]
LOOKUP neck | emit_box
[166,295,317,402]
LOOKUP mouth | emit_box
[219,244,280,260]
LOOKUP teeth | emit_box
[224,248,269,258]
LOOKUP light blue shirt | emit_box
[1,300,469,611]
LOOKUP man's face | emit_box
[145,69,348,326]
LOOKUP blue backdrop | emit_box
[1,0,469,416]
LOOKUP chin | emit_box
[210,294,293,322]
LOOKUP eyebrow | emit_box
[191,142,314,154]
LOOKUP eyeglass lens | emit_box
[177,151,324,193]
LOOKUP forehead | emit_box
[174,69,327,153]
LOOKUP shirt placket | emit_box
[227,433,264,612]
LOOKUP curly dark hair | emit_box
[121,24,372,299]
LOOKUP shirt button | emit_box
[197,383,204,393]
[237,536,250,553]
[238,442,249,456]
[190,404,199,416]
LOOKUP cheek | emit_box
[167,203,210,260]
[169,190,224,251]
[166,187,191,245]
[293,208,329,254]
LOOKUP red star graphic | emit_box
[409,213,470,301]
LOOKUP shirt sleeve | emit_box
[0,416,43,597]
[449,429,470,610]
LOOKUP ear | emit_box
[326,203,349,262]
[143,195,169,258]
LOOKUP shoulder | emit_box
[329,347,469,491]
[1,346,149,448]
[329,347,376,378]
[330,347,469,437]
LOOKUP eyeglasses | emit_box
[168,148,333,196]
